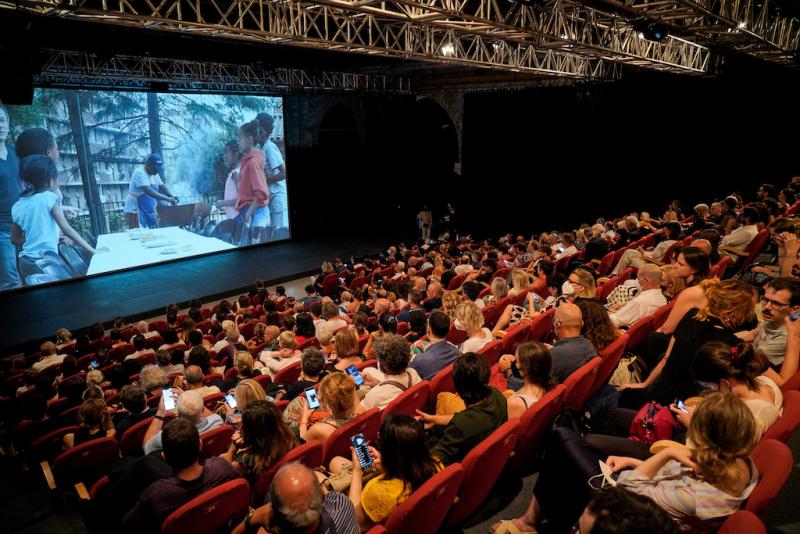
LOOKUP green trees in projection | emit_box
[6,89,282,235]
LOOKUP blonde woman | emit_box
[564,266,597,301]
[620,279,757,407]
[441,290,463,318]
[299,373,361,446]
[328,329,366,371]
[456,301,494,353]
[257,331,302,378]
[507,269,532,297]
[482,277,509,307]
[494,393,758,534]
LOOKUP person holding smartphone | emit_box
[220,400,296,484]
[332,415,441,531]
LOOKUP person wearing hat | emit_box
[124,154,178,229]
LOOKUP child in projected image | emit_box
[233,121,269,228]
[215,140,242,220]
[11,155,105,277]
[15,128,79,218]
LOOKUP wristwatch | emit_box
[244,508,259,534]
[155,414,166,421]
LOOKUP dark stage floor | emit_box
[0,237,384,352]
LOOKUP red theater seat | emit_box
[384,464,464,534]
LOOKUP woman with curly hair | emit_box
[576,299,621,353]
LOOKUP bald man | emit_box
[689,238,712,257]
[423,281,444,312]
[608,264,667,328]
[547,303,597,384]
[233,463,359,534]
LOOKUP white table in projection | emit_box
[87,226,236,276]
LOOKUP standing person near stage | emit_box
[11,156,102,278]
[216,141,242,220]
[417,205,432,242]
[0,104,22,289]
[123,154,177,229]
[235,121,270,228]
[255,112,287,230]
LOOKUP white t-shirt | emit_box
[264,140,286,196]
[12,191,60,259]
[223,166,241,220]
[124,167,163,213]
[459,328,494,353]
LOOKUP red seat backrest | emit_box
[161,478,250,534]
[427,364,455,411]
[297,337,319,351]
[501,322,529,355]
[251,441,323,505]
[108,343,136,362]
[477,339,503,366]
[144,334,164,350]
[149,320,168,335]
[597,251,616,276]
[199,425,234,460]
[747,439,793,516]
[273,361,302,384]
[781,371,800,393]
[203,373,224,387]
[710,255,731,279]
[446,323,469,347]
[528,307,556,343]
[30,425,79,463]
[120,416,155,457]
[492,268,510,280]
[591,334,628,396]
[381,381,431,425]
[252,373,272,392]
[762,390,800,444]
[481,303,501,330]
[384,464,464,534]
[740,229,771,271]
[650,301,675,330]
[562,357,602,410]
[445,420,520,528]
[322,408,381,466]
[397,321,410,336]
[224,367,238,380]
[718,511,765,534]
[625,315,654,352]
[506,384,565,474]
[447,274,467,291]
[52,437,119,488]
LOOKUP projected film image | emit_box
[0,89,288,291]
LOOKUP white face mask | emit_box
[562,281,575,296]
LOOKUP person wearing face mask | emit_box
[561,267,597,302]
[608,264,668,328]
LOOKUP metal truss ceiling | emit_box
[1,0,795,81]
[34,49,411,93]
[610,0,800,63]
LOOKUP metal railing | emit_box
[70,192,225,236]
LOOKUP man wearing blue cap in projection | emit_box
[124,154,178,229]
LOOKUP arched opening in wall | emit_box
[409,98,459,183]
[299,104,361,237]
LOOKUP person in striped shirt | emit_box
[492,392,758,534]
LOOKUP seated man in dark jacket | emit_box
[121,418,242,533]
[417,353,508,465]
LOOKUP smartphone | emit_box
[225,393,237,409]
[676,400,688,413]
[90,360,98,369]
[791,311,800,322]
[351,433,373,469]
[346,365,365,387]
[532,292,542,313]
[162,388,176,411]
[304,386,320,409]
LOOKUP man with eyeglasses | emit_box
[737,277,800,369]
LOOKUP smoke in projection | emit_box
[1,88,289,291]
